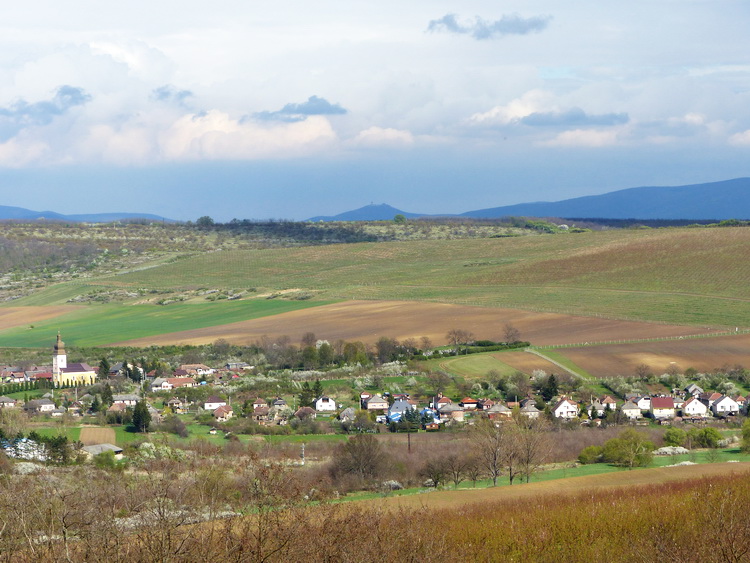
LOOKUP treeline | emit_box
[0,236,102,275]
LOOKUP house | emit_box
[294,406,317,420]
[252,397,268,409]
[107,403,128,414]
[699,392,723,409]
[389,398,415,418]
[213,405,233,422]
[226,362,251,371]
[650,397,676,419]
[438,403,465,422]
[519,403,541,419]
[51,333,97,386]
[339,407,356,422]
[621,401,642,420]
[24,398,56,413]
[432,396,452,410]
[359,392,373,408]
[601,396,618,410]
[112,394,140,407]
[315,396,337,412]
[166,377,196,389]
[180,364,215,376]
[487,403,513,420]
[587,400,605,418]
[478,398,495,411]
[365,395,389,411]
[735,396,747,412]
[0,396,17,408]
[272,397,287,408]
[552,398,579,419]
[151,377,171,391]
[167,397,186,413]
[711,395,740,417]
[635,396,651,411]
[82,443,124,460]
[685,384,704,397]
[252,406,271,423]
[204,396,227,411]
[682,397,709,418]
[459,397,479,410]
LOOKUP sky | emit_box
[0,1,749,221]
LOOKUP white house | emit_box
[204,396,227,411]
[112,394,140,407]
[315,396,337,412]
[621,400,642,420]
[711,396,740,417]
[520,404,541,419]
[635,396,651,411]
[552,398,579,419]
[650,397,676,419]
[683,397,709,418]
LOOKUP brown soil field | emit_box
[367,462,750,510]
[79,427,116,446]
[115,300,721,347]
[557,333,750,377]
[0,306,77,331]
[494,350,562,374]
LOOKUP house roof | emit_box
[553,398,578,411]
[651,397,675,409]
[621,400,640,410]
[205,396,225,403]
[366,395,387,404]
[488,403,511,413]
[0,396,16,404]
[214,405,233,416]
[520,404,540,413]
[82,443,123,456]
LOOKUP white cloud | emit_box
[467,90,557,126]
[729,129,750,146]
[543,128,620,147]
[350,126,414,147]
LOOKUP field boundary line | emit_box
[525,348,589,380]
[532,329,750,350]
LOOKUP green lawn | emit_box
[435,353,520,379]
[0,299,333,347]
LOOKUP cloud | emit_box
[0,85,91,141]
[253,95,347,122]
[350,126,414,147]
[427,13,551,40]
[729,129,750,146]
[152,85,193,107]
[543,129,620,147]
[521,108,629,127]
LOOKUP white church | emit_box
[52,333,97,386]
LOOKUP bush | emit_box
[663,427,687,447]
[578,445,604,464]
[688,427,723,449]
[602,429,655,469]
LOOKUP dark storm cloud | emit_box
[0,85,91,141]
[427,13,552,40]
[521,108,629,127]
[252,95,347,122]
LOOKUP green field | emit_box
[435,353,520,379]
[0,299,332,347]
[3,227,750,346]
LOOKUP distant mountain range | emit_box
[310,178,750,221]
[0,205,172,223]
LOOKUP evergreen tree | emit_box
[132,400,151,433]
[101,383,114,406]
[98,357,110,379]
[541,374,558,402]
[91,395,101,413]
[299,381,313,407]
[313,379,323,400]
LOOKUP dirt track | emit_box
[114,300,721,347]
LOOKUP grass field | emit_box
[0,299,332,347]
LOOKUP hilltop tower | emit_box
[52,331,67,376]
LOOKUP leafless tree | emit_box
[503,322,521,344]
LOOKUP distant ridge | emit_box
[309,178,750,221]
[0,205,173,223]
[309,203,425,222]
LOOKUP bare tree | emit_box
[503,323,521,344]
[446,328,474,354]
[469,418,508,486]
[513,416,551,483]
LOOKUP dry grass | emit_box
[79,427,116,445]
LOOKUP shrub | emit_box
[663,427,687,447]
[602,429,655,469]
[578,445,604,464]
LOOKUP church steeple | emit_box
[53,331,67,378]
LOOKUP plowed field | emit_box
[0,306,78,331]
[114,300,721,347]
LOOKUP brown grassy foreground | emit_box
[115,300,720,347]
[4,457,750,562]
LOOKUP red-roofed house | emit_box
[166,377,196,388]
[552,398,579,419]
[650,397,675,419]
[213,405,233,422]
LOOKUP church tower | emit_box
[52,331,67,377]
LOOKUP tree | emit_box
[312,380,323,401]
[393,214,406,224]
[318,342,334,366]
[446,329,474,354]
[503,323,521,344]
[98,357,110,379]
[300,332,317,348]
[301,346,318,370]
[514,416,551,483]
[469,419,508,487]
[419,456,449,488]
[101,382,114,406]
[741,419,750,453]
[664,427,687,447]
[602,429,655,469]
[132,400,151,433]
[298,382,313,407]
[444,452,469,489]
[331,434,388,483]
[541,374,558,402]
[196,215,214,227]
